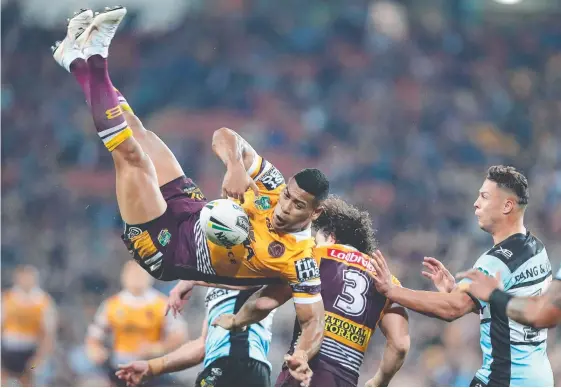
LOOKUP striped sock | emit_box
[87,55,132,152]
[113,87,134,114]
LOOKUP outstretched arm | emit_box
[369,251,477,322]
[212,284,292,330]
[457,269,561,329]
[366,306,410,387]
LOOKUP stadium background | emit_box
[2,0,560,385]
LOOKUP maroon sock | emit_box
[70,58,91,106]
[87,55,131,151]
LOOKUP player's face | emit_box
[121,261,153,294]
[473,179,508,232]
[273,179,323,233]
[14,269,37,291]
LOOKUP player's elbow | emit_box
[212,127,234,147]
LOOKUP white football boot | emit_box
[52,9,94,71]
[81,6,127,59]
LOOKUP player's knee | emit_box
[113,139,148,167]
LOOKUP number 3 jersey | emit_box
[196,155,321,304]
[286,244,401,385]
[459,231,553,387]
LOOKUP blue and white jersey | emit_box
[555,265,561,281]
[203,287,275,370]
[460,232,553,387]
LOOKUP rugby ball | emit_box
[199,199,250,247]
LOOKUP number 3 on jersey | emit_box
[334,269,370,316]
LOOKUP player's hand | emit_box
[455,269,502,302]
[369,250,395,297]
[284,351,313,387]
[211,313,246,332]
[115,361,151,387]
[422,257,456,293]
[222,162,259,203]
[165,280,194,318]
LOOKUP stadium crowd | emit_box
[2,0,560,385]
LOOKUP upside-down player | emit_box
[52,7,327,382]
[1,265,57,387]
[369,166,554,387]
[85,261,187,386]
[213,196,410,387]
[115,287,275,387]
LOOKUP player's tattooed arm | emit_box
[213,127,259,201]
[212,127,257,171]
[507,280,561,329]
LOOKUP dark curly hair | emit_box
[313,195,378,254]
[487,165,529,206]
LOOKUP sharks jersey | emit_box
[203,287,274,370]
[556,265,561,281]
[460,232,553,386]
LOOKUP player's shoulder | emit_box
[316,244,375,273]
[484,231,545,272]
[248,155,286,194]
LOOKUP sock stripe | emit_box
[98,121,129,138]
[105,127,133,152]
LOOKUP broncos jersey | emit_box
[196,155,321,304]
[460,232,553,387]
[204,287,274,369]
[286,244,401,385]
[87,289,185,368]
[1,287,56,351]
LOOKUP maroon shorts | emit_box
[275,362,357,387]
[121,176,209,281]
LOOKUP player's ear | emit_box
[310,204,324,222]
[502,198,515,215]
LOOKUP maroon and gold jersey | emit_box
[288,244,401,383]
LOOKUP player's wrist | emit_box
[292,349,309,363]
[489,288,512,316]
[147,357,165,377]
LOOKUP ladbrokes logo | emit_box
[328,249,374,272]
[324,313,371,350]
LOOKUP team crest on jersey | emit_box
[268,241,285,258]
[254,195,272,210]
[157,229,171,246]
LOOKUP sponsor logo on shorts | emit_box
[294,257,320,282]
[268,241,286,258]
[259,167,285,190]
[235,216,249,234]
[183,181,205,200]
[254,195,272,210]
[324,311,372,351]
[126,226,143,239]
[157,229,171,246]
[328,249,375,272]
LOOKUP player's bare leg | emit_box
[52,7,165,224]
[53,8,185,188]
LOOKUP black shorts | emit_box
[470,377,487,387]
[195,357,271,387]
[1,346,36,375]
